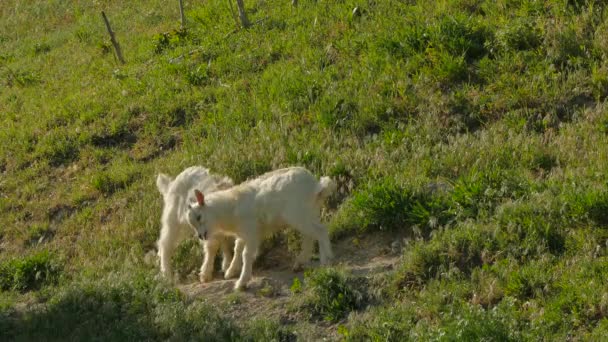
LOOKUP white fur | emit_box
[186,166,336,290]
[156,166,239,282]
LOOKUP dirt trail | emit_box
[178,233,403,340]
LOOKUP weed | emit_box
[153,28,189,54]
[33,42,51,55]
[394,223,499,290]
[243,318,296,342]
[26,223,53,245]
[0,250,61,292]
[298,268,363,323]
[290,277,302,294]
[494,18,541,52]
[332,178,452,236]
[450,168,529,220]
[35,131,79,166]
[91,164,140,196]
[504,259,554,300]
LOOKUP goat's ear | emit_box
[194,189,205,206]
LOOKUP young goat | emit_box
[186,166,336,290]
[156,166,240,282]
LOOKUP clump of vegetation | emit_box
[35,131,79,166]
[242,318,296,342]
[0,271,240,341]
[331,178,453,236]
[25,223,54,245]
[296,268,364,323]
[153,27,189,54]
[393,223,498,290]
[91,161,140,195]
[0,250,61,292]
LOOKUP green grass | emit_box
[0,271,241,341]
[2,0,608,339]
[295,268,365,323]
[0,250,61,292]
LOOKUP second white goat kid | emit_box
[186,167,336,290]
[156,166,240,282]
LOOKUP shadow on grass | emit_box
[0,273,240,341]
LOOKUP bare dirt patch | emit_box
[178,232,404,340]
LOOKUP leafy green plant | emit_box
[153,27,189,54]
[450,168,529,220]
[0,250,61,292]
[333,179,452,236]
[243,318,295,342]
[299,268,363,322]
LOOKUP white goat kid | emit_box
[186,167,336,290]
[156,166,239,282]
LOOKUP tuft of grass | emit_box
[35,131,79,167]
[91,160,141,195]
[450,168,529,220]
[0,250,61,292]
[296,268,364,323]
[25,223,53,245]
[393,223,498,290]
[242,318,296,342]
[331,178,452,236]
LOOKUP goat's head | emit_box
[186,189,210,240]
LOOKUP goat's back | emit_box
[231,167,325,219]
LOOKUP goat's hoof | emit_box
[234,281,247,291]
[199,273,213,283]
[225,268,239,279]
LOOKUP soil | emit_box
[178,232,404,341]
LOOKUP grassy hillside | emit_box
[2,0,608,339]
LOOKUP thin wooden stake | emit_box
[235,0,250,28]
[179,0,186,29]
[101,11,125,64]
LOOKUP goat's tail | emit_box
[316,176,337,201]
[156,174,172,195]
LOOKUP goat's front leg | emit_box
[199,237,220,283]
[225,238,245,279]
[234,234,258,291]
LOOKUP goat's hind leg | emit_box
[292,234,314,271]
[234,232,258,291]
[285,214,333,267]
[220,236,234,273]
[314,222,333,265]
[225,238,245,279]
